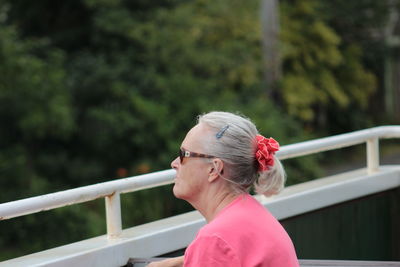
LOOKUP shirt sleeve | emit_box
[183,235,241,267]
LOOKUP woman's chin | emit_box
[172,184,185,200]
[172,184,180,197]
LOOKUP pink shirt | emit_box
[184,194,299,267]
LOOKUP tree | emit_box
[261,0,282,99]
[279,0,377,131]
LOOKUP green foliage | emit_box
[0,20,105,260]
[280,0,377,127]
[320,0,395,131]
[0,23,71,197]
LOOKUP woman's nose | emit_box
[171,157,179,169]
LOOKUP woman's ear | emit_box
[208,158,224,182]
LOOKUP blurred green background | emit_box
[0,0,399,261]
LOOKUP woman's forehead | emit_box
[182,124,212,150]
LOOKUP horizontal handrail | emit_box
[0,125,399,234]
[276,126,400,159]
[0,169,175,220]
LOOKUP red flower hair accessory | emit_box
[255,135,280,171]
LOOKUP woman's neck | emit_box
[196,188,241,222]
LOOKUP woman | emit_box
[148,111,299,267]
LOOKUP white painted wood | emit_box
[105,193,122,238]
[367,138,380,174]
[2,167,399,267]
[0,169,175,220]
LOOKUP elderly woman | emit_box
[148,111,299,267]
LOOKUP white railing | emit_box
[0,126,400,239]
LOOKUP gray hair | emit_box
[197,111,286,197]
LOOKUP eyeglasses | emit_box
[179,148,215,163]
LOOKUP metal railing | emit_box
[1,126,399,239]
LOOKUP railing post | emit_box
[366,138,380,174]
[105,192,122,239]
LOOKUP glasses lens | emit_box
[179,149,184,163]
